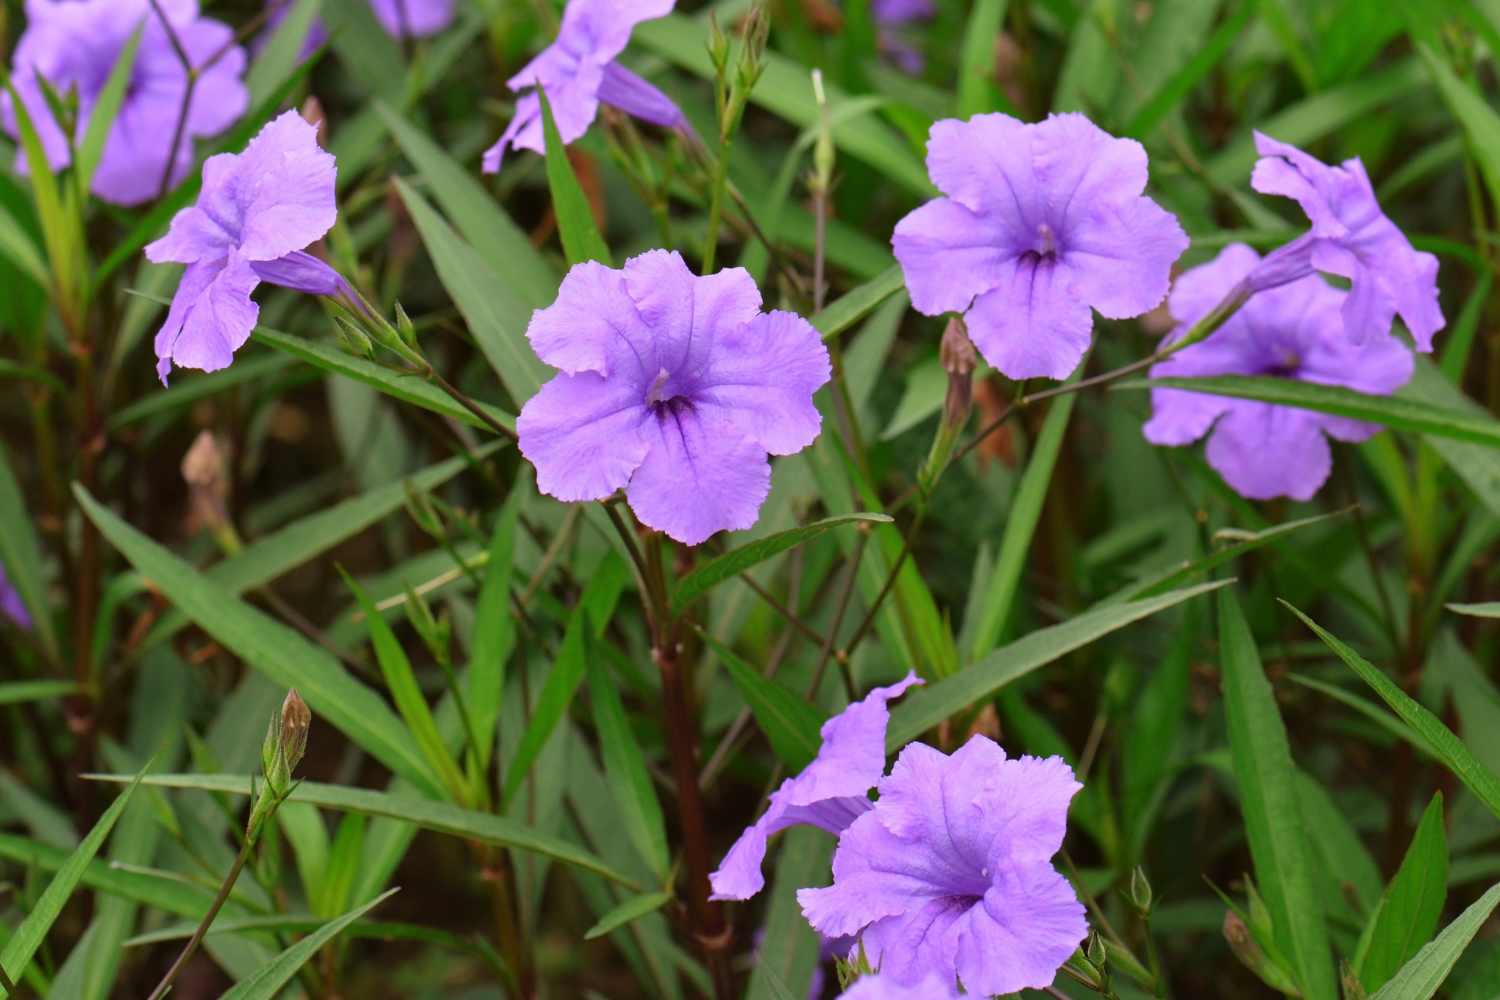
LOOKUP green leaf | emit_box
[74,484,441,796]
[342,572,468,803]
[809,265,906,342]
[108,353,295,430]
[1288,603,1500,822]
[0,769,143,986]
[1132,375,1500,448]
[1369,881,1500,1000]
[219,889,400,1000]
[246,0,323,109]
[587,652,670,879]
[1402,360,1500,517]
[538,88,612,267]
[1218,590,1335,1000]
[0,202,49,288]
[886,581,1230,749]
[0,680,77,707]
[1406,25,1500,210]
[1125,1,1253,137]
[584,890,674,941]
[394,179,547,407]
[0,833,212,918]
[76,24,143,190]
[253,326,515,433]
[703,633,827,771]
[671,513,892,617]
[468,484,523,774]
[1449,602,1500,619]
[376,102,555,304]
[969,388,1077,659]
[956,0,1009,116]
[86,773,640,890]
[746,826,832,1000]
[633,14,931,196]
[0,441,58,660]
[1355,794,1448,993]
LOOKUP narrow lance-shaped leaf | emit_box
[586,651,670,879]
[219,889,400,1000]
[584,890,674,941]
[702,632,827,771]
[1370,881,1500,1000]
[1354,793,1447,993]
[76,24,144,188]
[1218,590,1336,1000]
[671,513,892,617]
[538,86,612,267]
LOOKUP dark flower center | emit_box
[645,367,693,415]
[1260,348,1302,378]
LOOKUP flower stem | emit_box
[701,134,732,275]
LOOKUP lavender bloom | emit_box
[871,0,935,73]
[837,973,959,1000]
[798,737,1087,995]
[4,0,248,206]
[261,0,454,55]
[0,567,30,630]
[710,673,922,901]
[1144,244,1414,501]
[893,113,1188,381]
[146,111,343,384]
[1249,133,1444,350]
[517,250,831,546]
[483,0,685,173]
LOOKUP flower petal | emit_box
[369,0,456,37]
[625,407,770,545]
[517,372,652,502]
[697,310,831,455]
[154,255,262,384]
[923,113,1041,225]
[249,250,348,296]
[1205,402,1332,501]
[526,260,658,378]
[951,867,1088,995]
[1032,112,1149,230]
[597,62,688,130]
[891,197,1010,317]
[230,111,338,261]
[623,250,762,379]
[1064,194,1187,319]
[963,256,1093,380]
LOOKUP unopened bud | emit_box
[707,13,730,73]
[181,431,231,542]
[333,316,375,360]
[1224,909,1299,994]
[1129,865,1153,912]
[736,4,770,93]
[939,317,976,428]
[810,70,834,193]
[394,301,419,349]
[1086,929,1107,969]
[279,689,311,775]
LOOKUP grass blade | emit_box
[1370,882,1500,1000]
[219,889,400,1000]
[539,88,612,267]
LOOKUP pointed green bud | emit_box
[394,301,418,349]
[1130,865,1153,912]
[1086,929,1108,970]
[333,315,375,360]
[707,12,730,74]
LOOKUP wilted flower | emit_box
[517,250,831,545]
[4,0,248,206]
[892,113,1188,380]
[1248,133,1444,351]
[146,110,346,384]
[483,0,686,173]
[837,973,959,999]
[710,673,922,901]
[799,738,1087,995]
[0,566,30,630]
[1143,244,1414,501]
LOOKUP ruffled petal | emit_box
[154,255,262,384]
[923,113,1042,229]
[554,0,674,64]
[1032,113,1149,231]
[836,973,958,1000]
[1063,194,1187,319]
[696,310,830,455]
[891,197,1011,317]
[963,256,1093,380]
[526,260,658,378]
[951,866,1088,995]
[625,407,770,545]
[229,111,339,261]
[1205,402,1332,501]
[517,373,652,502]
[623,250,762,379]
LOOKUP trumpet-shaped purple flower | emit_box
[482,0,686,173]
[146,110,345,384]
[4,0,248,206]
[517,250,831,546]
[1249,133,1444,351]
[261,0,454,56]
[1144,244,1414,501]
[838,973,959,1000]
[710,673,922,901]
[0,567,30,630]
[892,113,1188,381]
[799,737,1087,996]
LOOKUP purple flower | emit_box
[710,673,922,901]
[4,0,248,206]
[0,567,30,630]
[893,113,1188,381]
[261,0,453,55]
[483,0,685,173]
[1144,244,1414,501]
[146,110,344,384]
[837,973,959,1000]
[798,737,1087,996]
[871,0,934,73]
[517,250,831,546]
[1249,133,1444,351]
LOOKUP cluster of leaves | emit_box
[1,1,1500,998]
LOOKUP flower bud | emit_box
[1223,909,1299,994]
[917,318,978,495]
[181,431,231,544]
[1129,865,1153,913]
[279,689,311,775]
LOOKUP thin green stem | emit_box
[701,133,732,274]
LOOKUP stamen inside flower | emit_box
[645,367,672,407]
[1267,348,1301,377]
[1036,222,1057,257]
